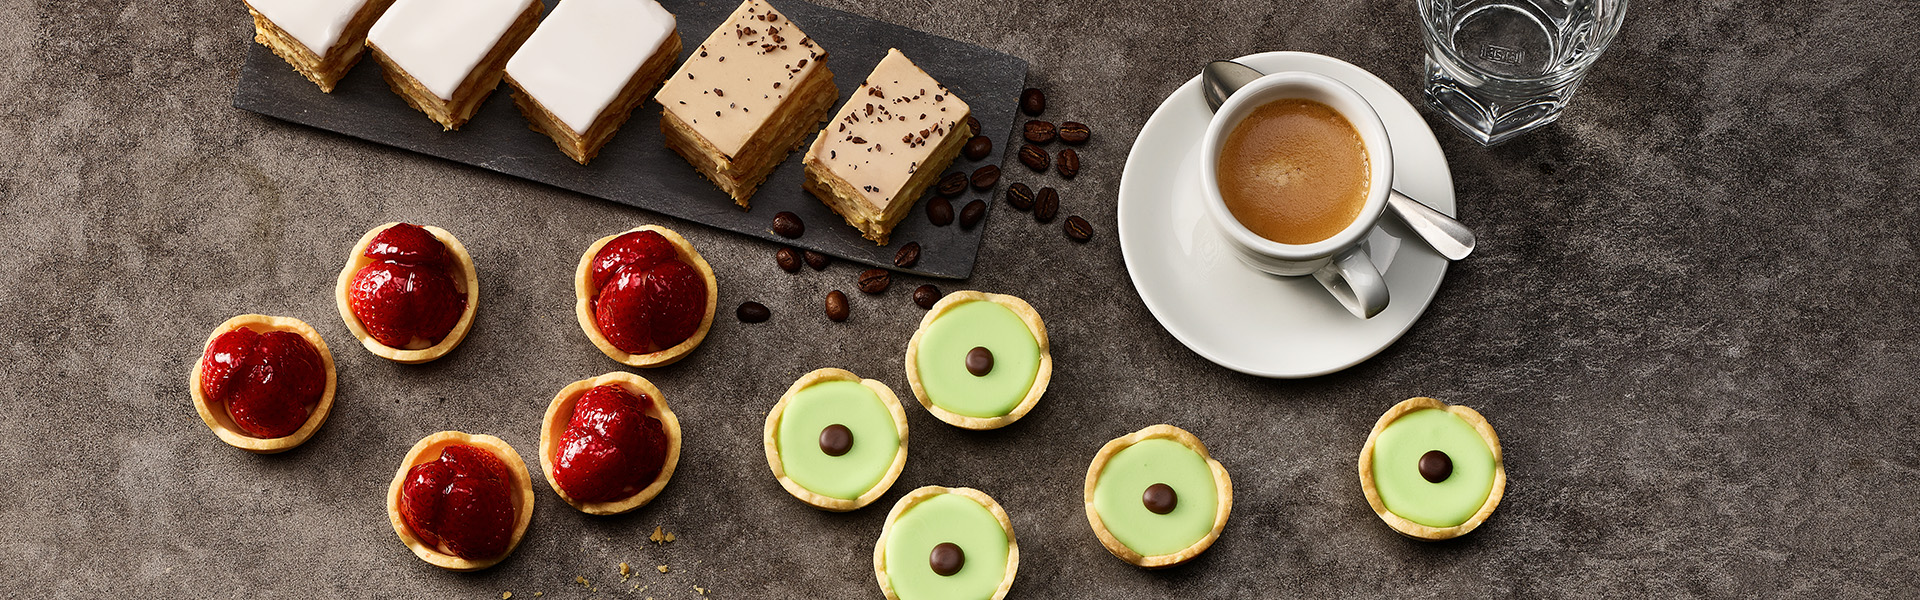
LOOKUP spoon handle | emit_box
[1387,190,1475,261]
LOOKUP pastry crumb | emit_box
[620,562,632,580]
[650,526,677,544]
[657,564,670,573]
[576,576,591,587]
[695,585,707,595]
[502,593,512,600]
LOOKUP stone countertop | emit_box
[1,0,1913,597]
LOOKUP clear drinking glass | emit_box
[1418,0,1628,145]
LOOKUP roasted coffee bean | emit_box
[930,542,966,577]
[894,242,921,268]
[819,424,853,456]
[1034,187,1059,223]
[965,114,981,136]
[936,171,967,197]
[1056,148,1080,179]
[965,346,994,376]
[926,196,954,226]
[1018,143,1049,172]
[1005,183,1035,210]
[825,290,850,321]
[804,250,831,270]
[913,284,942,309]
[1058,121,1091,145]
[1419,450,1453,483]
[960,200,986,228]
[1023,120,1055,144]
[1020,88,1045,116]
[1064,215,1093,242]
[775,247,802,273]
[857,268,891,294]
[969,164,1001,190]
[963,136,992,161]
[1143,483,1177,514]
[736,301,770,323]
[771,211,804,238]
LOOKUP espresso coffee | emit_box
[1216,99,1370,245]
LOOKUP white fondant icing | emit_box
[506,0,676,134]
[247,0,372,58]
[368,0,537,100]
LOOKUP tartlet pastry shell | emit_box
[334,222,480,364]
[873,486,1019,600]
[762,368,910,512]
[1357,397,1506,541]
[573,225,719,367]
[1083,424,1233,568]
[385,431,536,571]
[539,372,684,515]
[903,291,1051,430]
[189,314,337,454]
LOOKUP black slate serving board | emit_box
[232,0,1027,279]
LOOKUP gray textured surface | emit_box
[1,0,1915,597]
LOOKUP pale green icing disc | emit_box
[884,493,1010,600]
[1371,408,1496,528]
[1092,438,1218,556]
[776,380,899,500]
[916,301,1039,418]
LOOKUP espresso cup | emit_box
[1200,72,1394,319]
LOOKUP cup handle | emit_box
[1312,246,1390,319]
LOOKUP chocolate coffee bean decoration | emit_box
[969,164,1001,190]
[1064,215,1093,242]
[1034,187,1059,223]
[926,196,954,226]
[1023,120,1056,144]
[1058,121,1091,145]
[819,424,853,457]
[775,247,802,273]
[804,250,831,270]
[857,268,891,294]
[930,542,965,576]
[1019,87,1045,116]
[825,290,850,321]
[965,346,994,376]
[959,200,986,228]
[963,136,992,161]
[1419,450,1453,483]
[894,242,921,268]
[1018,143,1049,172]
[965,115,981,136]
[772,211,804,238]
[1005,183,1035,210]
[736,301,770,323]
[1056,148,1080,179]
[1143,483,1178,514]
[936,171,967,197]
[913,284,941,309]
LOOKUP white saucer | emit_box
[1117,51,1457,378]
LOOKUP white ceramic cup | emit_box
[1200,71,1394,319]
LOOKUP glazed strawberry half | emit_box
[590,231,708,354]
[553,385,669,502]
[198,327,326,439]
[348,223,467,350]
[399,444,517,561]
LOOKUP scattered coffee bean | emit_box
[926,196,954,226]
[930,542,965,577]
[969,164,1001,190]
[1058,121,1091,145]
[1005,183,1035,210]
[771,211,804,238]
[913,284,942,309]
[1419,450,1453,483]
[1056,148,1080,179]
[1143,483,1178,514]
[1023,120,1056,144]
[1020,88,1046,116]
[965,114,981,136]
[775,247,802,273]
[819,424,853,456]
[1018,143,1049,171]
[894,242,921,268]
[1064,215,1093,242]
[1034,187,1059,223]
[736,301,770,323]
[965,346,994,376]
[960,199,986,228]
[963,136,992,161]
[857,268,891,294]
[804,250,831,270]
[825,290,850,321]
[936,171,967,197]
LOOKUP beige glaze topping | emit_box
[809,48,968,213]
[655,0,827,158]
